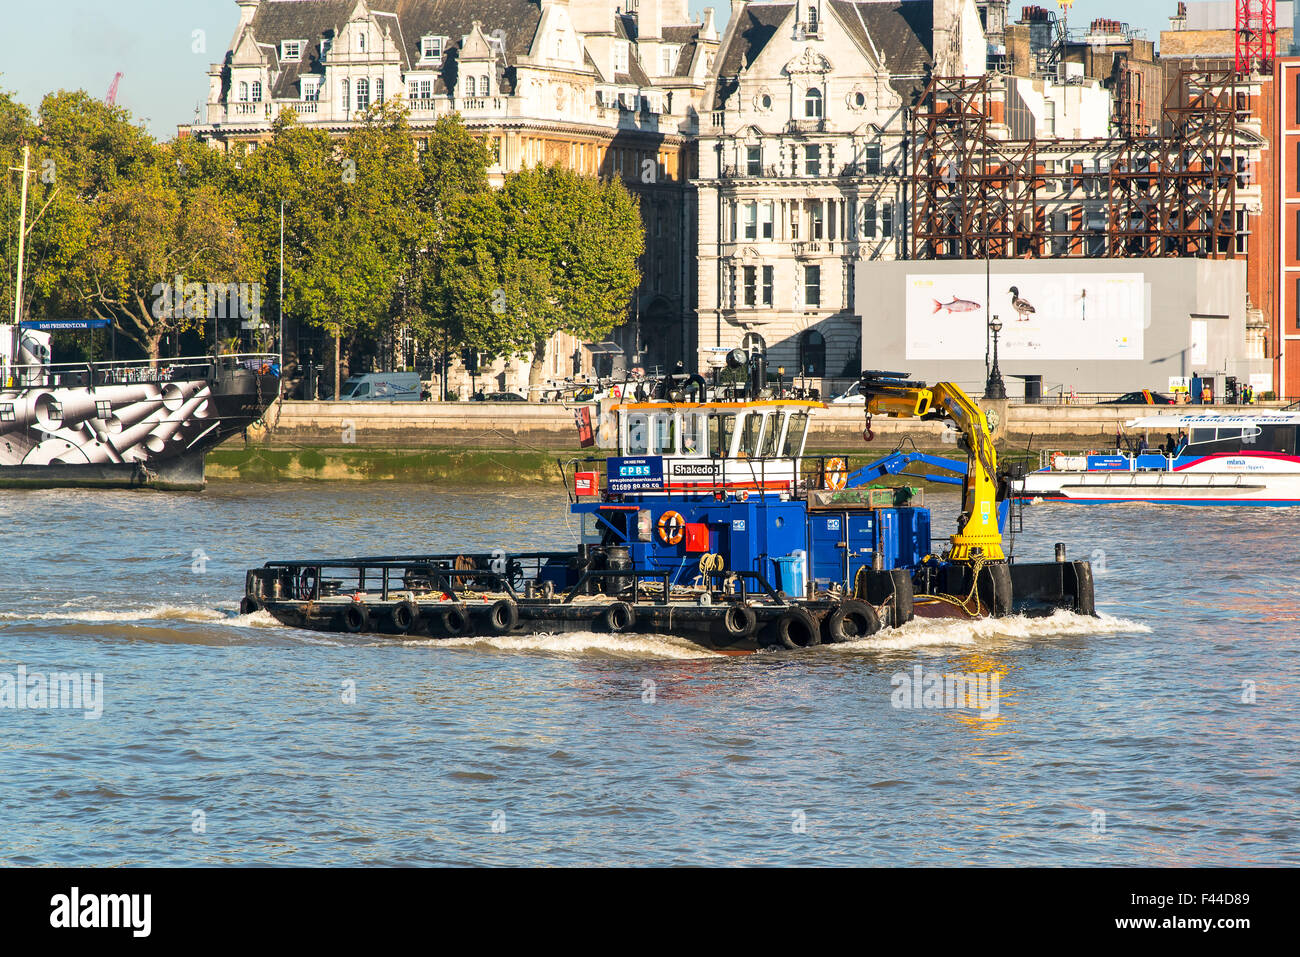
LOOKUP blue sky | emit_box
[0,0,1179,141]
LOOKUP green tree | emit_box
[439,165,643,395]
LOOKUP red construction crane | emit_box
[1235,0,1277,74]
[105,72,123,105]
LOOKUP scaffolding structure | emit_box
[910,71,1245,261]
[1235,0,1277,75]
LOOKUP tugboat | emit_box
[243,354,1096,653]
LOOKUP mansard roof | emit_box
[241,0,542,98]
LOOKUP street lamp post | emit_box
[984,315,1007,400]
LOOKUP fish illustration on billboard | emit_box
[931,296,981,315]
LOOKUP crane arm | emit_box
[858,371,1005,563]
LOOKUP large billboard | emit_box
[905,272,1145,361]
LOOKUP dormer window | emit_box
[660,45,680,75]
[421,35,444,61]
[301,77,320,101]
[613,41,629,75]
[281,40,303,60]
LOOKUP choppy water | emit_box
[0,482,1296,866]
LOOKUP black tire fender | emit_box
[440,606,470,637]
[602,601,636,633]
[485,599,519,635]
[391,599,419,634]
[239,596,259,616]
[823,600,882,643]
[764,608,821,649]
[889,568,915,626]
[342,601,369,634]
[720,603,758,639]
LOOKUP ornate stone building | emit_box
[693,0,985,393]
[186,0,720,393]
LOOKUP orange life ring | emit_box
[657,510,686,546]
[825,457,848,491]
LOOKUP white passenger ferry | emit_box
[1016,411,1300,506]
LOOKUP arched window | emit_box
[808,6,819,32]
[375,78,384,103]
[355,77,370,110]
[805,87,823,119]
[251,81,262,102]
[481,75,490,95]
[742,332,766,357]
[465,76,476,97]
[799,330,826,377]
[238,81,249,102]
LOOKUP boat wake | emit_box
[831,610,1149,653]
[395,630,715,660]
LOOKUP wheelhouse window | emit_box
[624,412,651,454]
[709,413,738,458]
[781,411,810,457]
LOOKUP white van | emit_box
[338,372,423,401]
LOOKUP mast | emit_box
[10,143,32,327]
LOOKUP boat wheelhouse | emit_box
[1017,411,1300,506]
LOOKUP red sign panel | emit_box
[573,406,594,448]
[574,471,598,497]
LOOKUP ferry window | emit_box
[625,412,651,454]
[782,411,809,456]
[709,413,737,457]
[1190,428,1216,445]
[652,413,677,454]
[738,412,764,457]
[680,413,707,455]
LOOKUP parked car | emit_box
[830,381,866,405]
[337,372,423,401]
[1101,390,1175,405]
[471,391,528,402]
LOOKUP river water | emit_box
[0,482,1295,866]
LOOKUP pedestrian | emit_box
[1164,432,1175,456]
[1137,435,1148,455]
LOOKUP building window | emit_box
[302,78,319,101]
[746,145,761,176]
[762,266,774,305]
[481,75,490,95]
[422,36,443,61]
[862,202,876,239]
[760,202,773,239]
[805,144,821,177]
[791,207,799,239]
[804,266,821,307]
[808,5,820,34]
[341,78,350,112]
[251,81,262,102]
[805,87,822,119]
[358,32,367,52]
[864,142,882,174]
[614,41,630,75]
[661,45,679,75]
[743,266,757,306]
[881,202,893,238]
[799,329,826,375]
[465,76,475,97]
[282,41,302,60]
[238,81,249,102]
[355,78,370,110]
[743,202,758,240]
[376,78,384,103]
[847,263,855,310]
[416,79,432,99]
[743,332,766,356]
[810,203,824,239]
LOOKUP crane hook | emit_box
[863,415,874,443]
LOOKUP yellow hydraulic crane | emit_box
[858,371,1005,563]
